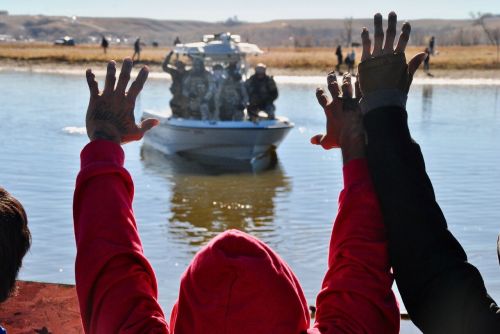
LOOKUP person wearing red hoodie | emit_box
[73,56,399,333]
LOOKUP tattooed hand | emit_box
[85,58,159,145]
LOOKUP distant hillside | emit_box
[0,14,499,47]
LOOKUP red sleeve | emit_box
[312,159,399,334]
[73,140,169,334]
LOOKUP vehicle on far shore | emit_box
[54,36,75,46]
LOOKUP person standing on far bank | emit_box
[335,45,343,73]
[132,38,144,63]
[429,36,435,55]
[101,35,109,54]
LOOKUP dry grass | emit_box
[0,43,498,71]
[250,46,500,71]
[0,42,168,64]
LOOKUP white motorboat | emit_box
[142,110,293,168]
[142,32,293,169]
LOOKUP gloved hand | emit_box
[357,12,426,113]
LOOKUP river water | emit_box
[0,70,499,332]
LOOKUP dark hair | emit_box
[0,187,31,302]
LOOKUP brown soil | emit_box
[0,281,82,334]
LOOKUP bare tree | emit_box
[471,12,500,63]
[340,17,353,47]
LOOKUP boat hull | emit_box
[142,112,293,165]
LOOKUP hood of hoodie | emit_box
[170,229,310,334]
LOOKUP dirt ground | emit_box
[0,281,82,334]
[0,281,423,333]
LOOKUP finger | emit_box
[361,28,371,61]
[139,118,160,135]
[408,52,427,77]
[342,72,352,83]
[310,134,324,145]
[383,12,397,54]
[327,72,337,85]
[127,66,149,101]
[342,73,353,98]
[395,22,411,53]
[372,13,384,57]
[103,60,116,96]
[342,84,353,99]
[116,58,133,95]
[327,81,341,100]
[354,74,362,99]
[310,134,335,150]
[405,52,427,93]
[316,88,330,109]
[86,69,99,97]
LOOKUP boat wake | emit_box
[62,126,86,135]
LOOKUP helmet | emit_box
[255,63,267,74]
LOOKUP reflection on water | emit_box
[495,87,499,115]
[422,85,433,118]
[140,145,291,247]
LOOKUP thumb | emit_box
[310,134,336,150]
[354,75,362,99]
[408,52,427,77]
[140,118,160,134]
[310,134,324,145]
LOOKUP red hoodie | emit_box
[73,140,399,334]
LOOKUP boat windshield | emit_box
[173,32,263,76]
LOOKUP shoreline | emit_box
[1,60,499,86]
[0,280,417,333]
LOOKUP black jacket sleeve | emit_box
[363,106,500,334]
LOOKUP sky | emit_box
[2,0,499,22]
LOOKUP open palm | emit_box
[311,73,364,151]
[85,58,159,144]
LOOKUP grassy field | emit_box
[0,43,498,72]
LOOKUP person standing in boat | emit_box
[162,50,188,118]
[245,63,278,120]
[215,71,248,121]
[210,64,225,118]
[212,64,225,90]
[182,58,215,120]
[225,61,239,78]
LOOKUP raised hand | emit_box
[311,73,365,164]
[358,12,426,97]
[85,58,159,144]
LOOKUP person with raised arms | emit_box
[356,11,500,334]
[72,55,399,333]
